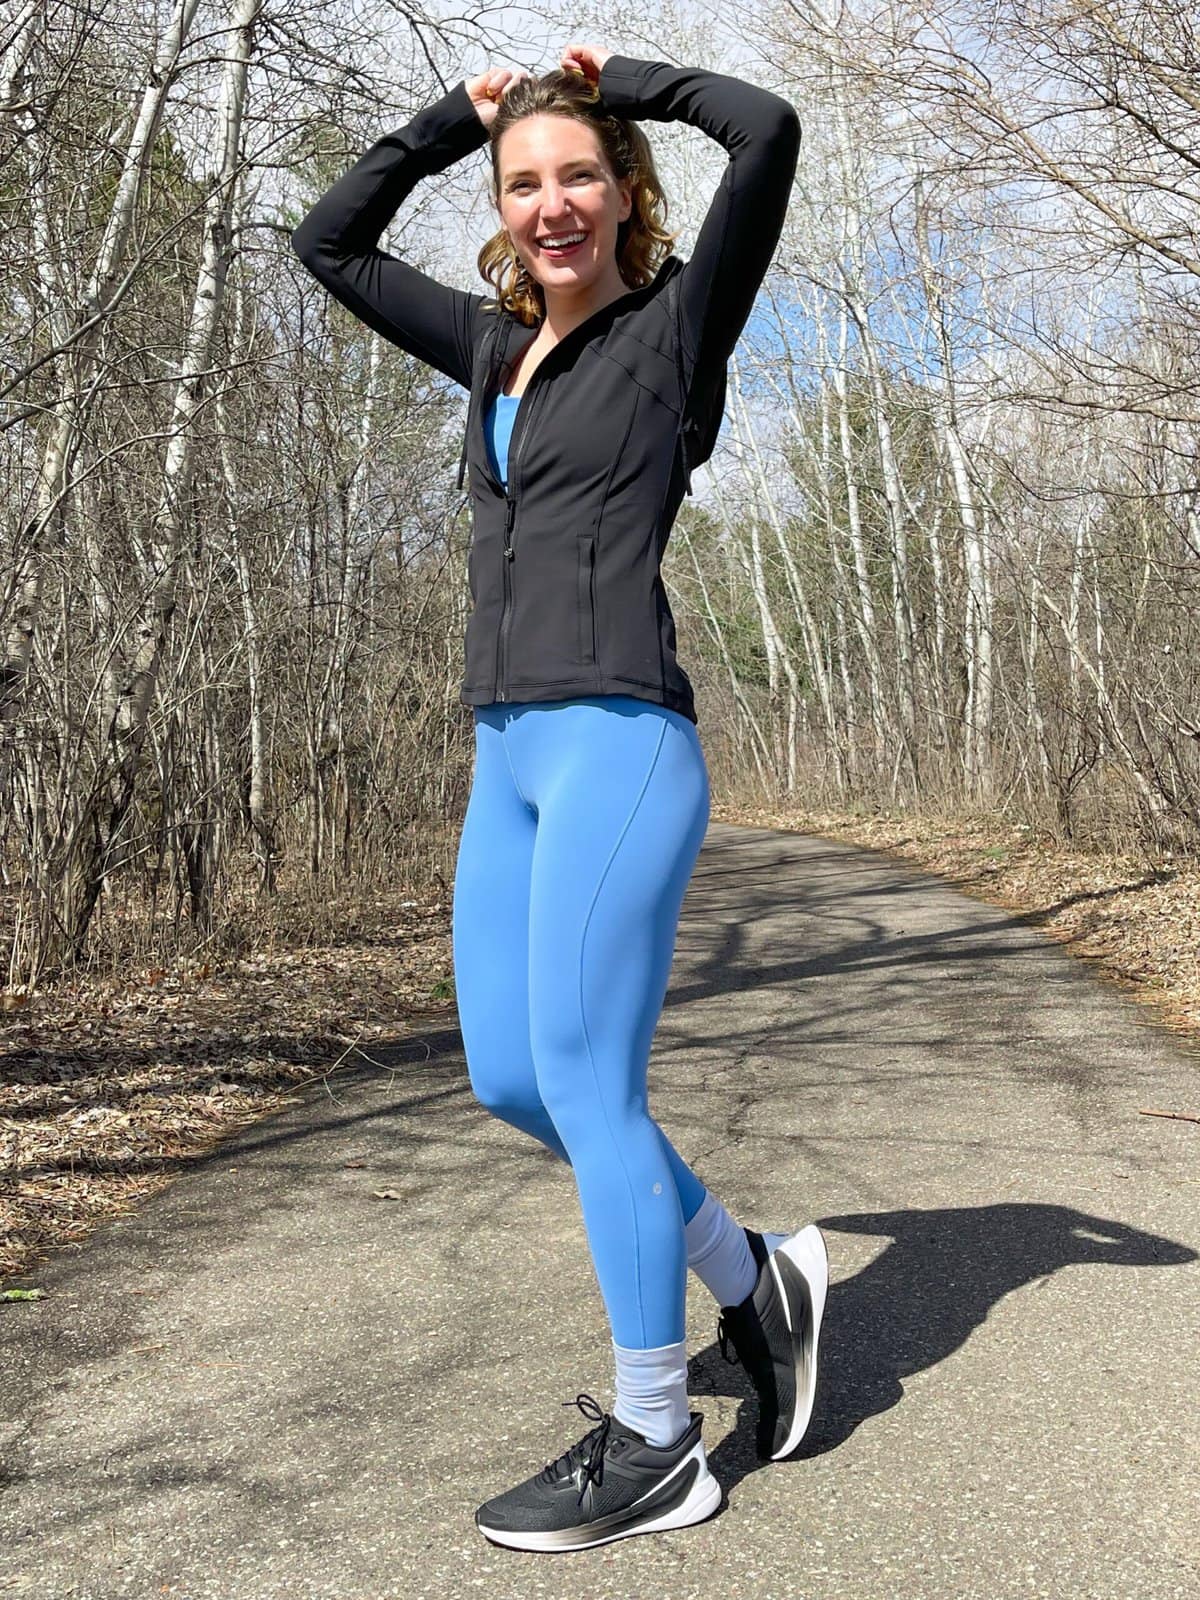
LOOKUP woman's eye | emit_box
[509,171,592,193]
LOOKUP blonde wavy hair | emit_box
[478,67,679,327]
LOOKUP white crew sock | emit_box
[685,1190,789,1309]
[611,1338,690,1449]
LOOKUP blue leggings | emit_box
[452,695,711,1348]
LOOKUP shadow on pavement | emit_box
[689,1202,1196,1497]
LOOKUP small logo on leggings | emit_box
[653,1182,663,1195]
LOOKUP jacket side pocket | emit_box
[577,532,597,668]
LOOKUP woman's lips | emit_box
[538,234,588,259]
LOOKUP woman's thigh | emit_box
[507,696,711,1137]
[451,712,546,1127]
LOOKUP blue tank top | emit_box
[484,391,521,487]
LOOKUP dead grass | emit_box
[3,806,1198,1290]
[1,893,458,1286]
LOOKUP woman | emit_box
[292,40,827,1553]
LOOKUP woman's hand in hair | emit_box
[465,66,531,128]
[559,43,612,84]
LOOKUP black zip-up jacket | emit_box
[291,55,800,727]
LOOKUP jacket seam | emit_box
[587,395,642,691]
[594,349,682,407]
[605,324,676,362]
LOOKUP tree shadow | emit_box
[689,1203,1197,1495]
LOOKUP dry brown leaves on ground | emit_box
[1,895,457,1285]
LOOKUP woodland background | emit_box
[3,0,1198,989]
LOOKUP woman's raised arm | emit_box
[595,55,800,393]
[291,77,507,391]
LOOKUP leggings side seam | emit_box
[575,715,670,1348]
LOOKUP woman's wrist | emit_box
[593,54,671,118]
[464,65,532,128]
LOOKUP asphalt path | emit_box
[2,821,1197,1599]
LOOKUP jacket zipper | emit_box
[495,374,541,702]
[496,493,516,700]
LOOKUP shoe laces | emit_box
[539,1392,613,1506]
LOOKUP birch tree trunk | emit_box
[2,0,202,733]
[0,0,41,115]
[901,168,993,794]
[728,354,842,794]
[63,0,256,954]
[212,218,277,894]
[828,306,889,758]
[675,522,776,794]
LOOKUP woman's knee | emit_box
[536,1062,643,1159]
[467,1060,570,1159]
[468,1060,536,1125]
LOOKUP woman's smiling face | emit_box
[497,114,632,298]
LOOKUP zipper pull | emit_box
[503,496,516,559]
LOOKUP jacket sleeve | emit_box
[597,56,800,390]
[290,80,492,391]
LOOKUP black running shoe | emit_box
[474,1392,721,1552]
[717,1224,828,1461]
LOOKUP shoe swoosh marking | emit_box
[576,1457,701,1540]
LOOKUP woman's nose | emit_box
[539,183,571,219]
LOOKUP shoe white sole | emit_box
[768,1223,828,1460]
[475,1439,722,1553]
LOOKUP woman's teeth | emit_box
[537,231,588,255]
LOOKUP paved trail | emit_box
[2,822,1197,1600]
